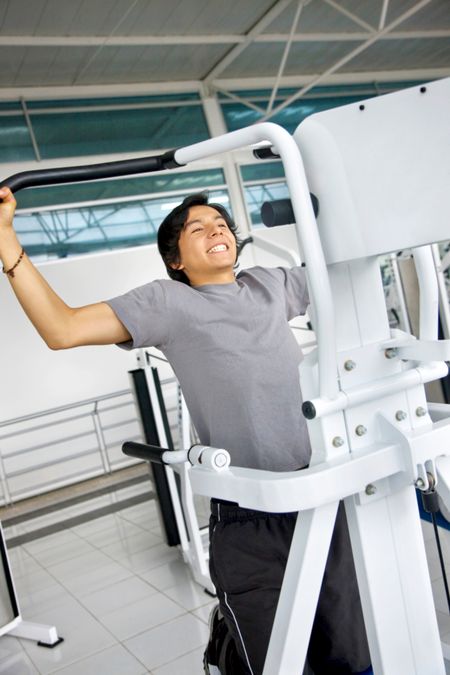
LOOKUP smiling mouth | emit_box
[207,244,228,253]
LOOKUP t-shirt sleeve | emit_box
[105,280,172,350]
[279,266,310,319]
[270,266,309,319]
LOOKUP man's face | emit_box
[174,204,237,285]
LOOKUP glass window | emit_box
[31,103,209,159]
[15,168,226,210]
[1,93,209,162]
[240,162,289,227]
[0,113,36,162]
[15,180,229,260]
[243,182,290,227]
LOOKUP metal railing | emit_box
[0,389,143,505]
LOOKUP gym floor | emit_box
[0,475,449,674]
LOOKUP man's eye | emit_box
[219,223,227,228]
[192,227,203,233]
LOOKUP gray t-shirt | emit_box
[106,266,311,472]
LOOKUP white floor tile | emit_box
[49,644,147,675]
[22,531,84,556]
[14,568,60,596]
[163,579,214,611]
[153,646,206,675]
[16,582,74,619]
[109,543,180,575]
[3,547,34,567]
[9,556,46,581]
[99,591,185,641]
[70,514,122,538]
[56,560,133,598]
[75,520,150,548]
[0,649,40,674]
[0,635,39,675]
[25,537,96,568]
[138,558,193,591]
[78,575,158,617]
[124,613,209,671]
[19,598,116,675]
[101,530,162,560]
[191,600,218,625]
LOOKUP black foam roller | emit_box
[261,195,319,227]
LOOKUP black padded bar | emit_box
[122,441,170,464]
[261,195,319,227]
[2,149,183,194]
[252,146,280,160]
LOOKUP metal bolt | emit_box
[415,478,425,489]
[355,425,367,436]
[384,348,397,359]
[395,410,407,421]
[415,406,427,417]
[344,360,356,371]
[365,484,377,495]
[332,436,345,448]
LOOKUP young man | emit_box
[0,186,370,674]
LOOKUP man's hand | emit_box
[0,187,17,232]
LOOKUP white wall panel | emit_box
[0,242,167,422]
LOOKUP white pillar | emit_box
[201,91,251,235]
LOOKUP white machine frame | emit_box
[155,78,450,675]
[0,522,61,646]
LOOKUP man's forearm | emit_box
[0,228,74,349]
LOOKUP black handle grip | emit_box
[122,441,170,464]
[1,149,181,194]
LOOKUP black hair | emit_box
[157,192,240,285]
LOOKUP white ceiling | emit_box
[0,0,449,104]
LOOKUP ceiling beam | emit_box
[1,68,448,102]
[0,35,245,47]
[267,0,306,114]
[321,0,375,32]
[379,0,390,30]
[1,29,449,48]
[258,0,435,122]
[201,0,295,83]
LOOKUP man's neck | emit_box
[190,270,236,287]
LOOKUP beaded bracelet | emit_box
[2,248,25,278]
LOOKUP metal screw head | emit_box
[365,484,377,495]
[344,360,356,371]
[384,348,397,359]
[415,406,427,417]
[415,478,425,489]
[332,436,345,448]
[355,425,367,436]
[395,410,407,421]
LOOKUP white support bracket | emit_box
[383,338,450,362]
[9,620,62,647]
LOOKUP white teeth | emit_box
[208,244,227,253]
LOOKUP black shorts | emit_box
[209,500,370,675]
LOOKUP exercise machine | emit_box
[3,77,450,673]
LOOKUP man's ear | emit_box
[169,260,184,271]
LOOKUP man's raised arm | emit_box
[0,186,131,349]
